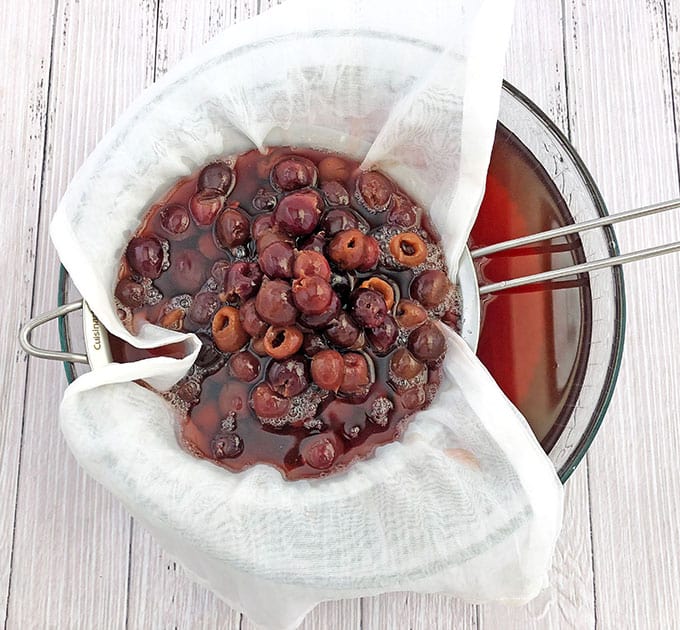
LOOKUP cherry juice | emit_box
[470,124,591,449]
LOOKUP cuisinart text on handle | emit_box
[90,314,102,350]
[82,303,112,368]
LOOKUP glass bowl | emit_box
[57,81,625,483]
[491,83,625,481]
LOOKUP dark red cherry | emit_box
[325,312,361,348]
[252,213,275,240]
[255,279,297,327]
[229,351,261,382]
[210,433,243,459]
[198,161,234,195]
[198,161,234,194]
[115,278,145,308]
[387,193,419,228]
[302,334,328,357]
[256,228,294,252]
[215,207,250,249]
[410,270,452,308]
[350,288,387,327]
[367,314,398,355]
[267,357,309,398]
[402,386,427,410]
[298,291,341,328]
[408,321,446,364]
[300,434,337,470]
[293,250,331,281]
[321,181,350,206]
[389,348,425,381]
[339,352,372,394]
[274,190,322,236]
[189,188,224,226]
[292,276,334,315]
[356,170,394,211]
[126,236,165,279]
[188,291,219,324]
[224,262,263,302]
[240,298,268,338]
[310,349,344,391]
[357,235,380,271]
[252,383,290,419]
[271,156,318,191]
[299,231,327,254]
[321,208,360,236]
[259,241,295,279]
[159,204,191,238]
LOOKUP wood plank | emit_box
[504,0,569,133]
[564,0,680,627]
[0,0,57,626]
[6,2,158,629]
[155,0,256,78]
[480,2,597,627]
[362,594,476,630]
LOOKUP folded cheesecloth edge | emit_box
[49,0,564,628]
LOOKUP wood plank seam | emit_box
[560,0,573,140]
[124,516,135,630]
[662,0,680,188]
[3,1,60,628]
[585,459,599,630]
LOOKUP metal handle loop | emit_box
[19,300,89,364]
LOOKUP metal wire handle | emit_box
[19,300,89,363]
[472,198,680,295]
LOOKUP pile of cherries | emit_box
[115,147,458,480]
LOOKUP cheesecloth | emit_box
[51,1,564,628]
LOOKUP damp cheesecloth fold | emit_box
[50,0,564,628]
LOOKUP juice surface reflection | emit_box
[470,125,591,448]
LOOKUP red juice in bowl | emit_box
[470,124,591,449]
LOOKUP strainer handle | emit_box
[19,300,89,364]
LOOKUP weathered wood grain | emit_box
[362,593,477,630]
[565,0,680,628]
[5,2,158,629]
[6,1,680,629]
[155,0,257,78]
[0,1,57,626]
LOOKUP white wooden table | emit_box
[3,1,680,628]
